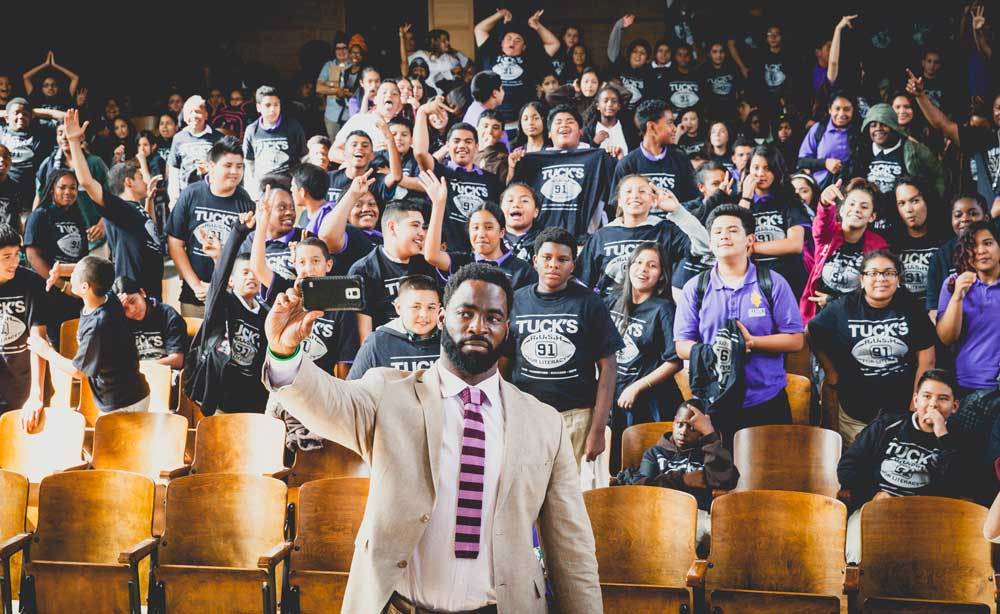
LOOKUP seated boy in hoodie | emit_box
[348,274,441,379]
[838,368,970,564]
[617,399,739,552]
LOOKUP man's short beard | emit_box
[441,327,500,376]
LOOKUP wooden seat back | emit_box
[0,409,85,481]
[675,370,692,400]
[32,470,154,563]
[707,490,846,596]
[91,412,187,480]
[139,361,174,412]
[50,319,80,408]
[183,317,203,339]
[787,373,812,425]
[291,478,370,572]
[0,470,28,539]
[289,441,369,488]
[620,422,673,470]
[191,413,285,475]
[158,473,287,568]
[733,425,842,497]
[858,496,995,610]
[585,486,696,586]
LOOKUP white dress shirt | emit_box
[267,356,506,610]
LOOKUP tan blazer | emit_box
[267,359,603,614]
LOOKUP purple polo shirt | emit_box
[937,274,1000,390]
[798,118,851,185]
[674,262,804,407]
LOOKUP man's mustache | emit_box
[459,335,494,350]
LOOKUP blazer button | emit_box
[397,560,408,569]
[420,514,431,523]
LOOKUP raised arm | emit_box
[971,5,993,60]
[250,187,276,289]
[318,169,374,255]
[419,169,453,271]
[21,52,50,96]
[64,109,104,205]
[528,10,560,57]
[413,97,456,171]
[475,8,512,47]
[827,15,856,84]
[727,39,750,79]
[49,52,80,96]
[399,23,413,77]
[906,69,960,144]
[607,15,633,63]
[375,116,402,187]
[655,189,711,258]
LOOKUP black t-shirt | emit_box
[478,38,543,123]
[958,124,1000,202]
[576,220,689,297]
[613,65,654,113]
[750,195,810,294]
[0,125,50,187]
[509,282,624,411]
[220,292,270,413]
[0,267,47,408]
[756,48,794,96]
[808,293,936,421]
[240,227,303,285]
[388,150,427,203]
[326,168,395,207]
[73,295,150,411]
[606,295,682,419]
[512,148,612,242]
[433,160,503,253]
[164,181,255,304]
[890,231,943,298]
[817,239,864,297]
[347,248,439,328]
[866,145,906,194]
[925,237,957,311]
[129,299,188,361]
[301,309,360,375]
[446,250,537,290]
[701,63,741,109]
[0,177,24,232]
[101,194,164,300]
[243,116,307,179]
[611,147,699,206]
[661,69,702,111]
[23,204,88,266]
[347,325,440,379]
[167,129,222,193]
[677,134,702,158]
[505,227,540,262]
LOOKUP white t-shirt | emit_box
[334,112,389,152]
[408,50,470,89]
[594,121,629,154]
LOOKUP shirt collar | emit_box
[825,119,847,134]
[872,140,902,156]
[606,217,659,228]
[236,294,260,314]
[446,160,484,175]
[709,261,756,291]
[185,124,212,138]
[639,143,668,161]
[475,249,513,266]
[260,115,283,131]
[435,362,502,411]
[270,227,300,245]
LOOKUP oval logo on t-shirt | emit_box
[617,334,640,364]
[670,90,699,108]
[0,315,26,347]
[493,57,524,81]
[521,331,575,369]
[302,334,329,362]
[851,336,908,369]
[540,177,583,203]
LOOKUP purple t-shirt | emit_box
[674,262,804,407]
[937,274,1000,390]
[798,119,851,185]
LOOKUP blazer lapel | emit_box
[414,368,444,496]
[495,380,525,512]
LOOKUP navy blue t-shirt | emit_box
[101,194,164,300]
[129,299,188,361]
[433,160,503,253]
[0,267,47,409]
[73,295,150,411]
[576,220,690,297]
[347,325,440,379]
[347,248,440,328]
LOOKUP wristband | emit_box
[267,345,301,361]
[740,196,752,202]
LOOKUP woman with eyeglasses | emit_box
[809,249,937,446]
[937,221,1000,397]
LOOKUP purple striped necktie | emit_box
[455,386,486,559]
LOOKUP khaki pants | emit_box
[99,395,150,415]
[561,408,610,491]
[180,302,206,318]
[846,508,862,563]
[838,405,869,449]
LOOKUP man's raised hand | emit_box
[64,109,88,142]
[265,287,323,356]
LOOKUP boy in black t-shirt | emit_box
[348,274,441,379]
[838,369,970,562]
[243,85,307,200]
[64,109,164,299]
[348,199,438,342]
[113,276,187,369]
[28,255,150,415]
[507,227,624,481]
[217,254,270,413]
[0,224,47,427]
[165,136,256,317]
[167,95,221,202]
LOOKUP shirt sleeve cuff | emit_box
[266,346,303,389]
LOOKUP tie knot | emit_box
[459,386,483,407]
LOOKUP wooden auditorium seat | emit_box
[620,422,673,470]
[287,440,368,509]
[0,470,29,608]
[733,425,842,497]
[165,413,290,480]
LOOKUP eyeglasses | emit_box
[862,270,899,279]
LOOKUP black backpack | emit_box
[692,264,775,317]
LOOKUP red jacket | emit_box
[800,199,888,323]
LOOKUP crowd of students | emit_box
[3,1,1000,565]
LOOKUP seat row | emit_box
[588,487,997,613]
[0,469,367,613]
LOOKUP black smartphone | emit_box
[300,276,365,311]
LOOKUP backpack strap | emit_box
[755,264,774,311]
[693,269,712,316]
